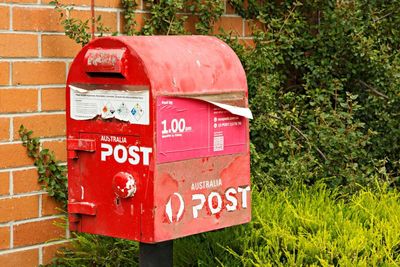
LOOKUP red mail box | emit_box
[66,36,251,243]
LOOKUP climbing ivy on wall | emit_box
[19,125,68,208]
[50,0,112,46]
[51,0,226,44]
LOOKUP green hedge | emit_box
[222,1,400,190]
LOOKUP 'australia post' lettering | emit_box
[100,143,152,166]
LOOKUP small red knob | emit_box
[112,172,136,198]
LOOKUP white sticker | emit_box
[70,85,150,125]
[208,101,253,119]
[181,95,253,119]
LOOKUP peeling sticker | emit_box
[70,85,149,125]
[207,101,253,119]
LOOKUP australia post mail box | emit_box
[66,36,252,243]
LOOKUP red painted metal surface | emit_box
[66,36,251,243]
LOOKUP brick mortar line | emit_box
[0,3,124,12]
[0,109,66,115]
[8,117,13,142]
[38,33,42,58]
[220,13,242,18]
[0,166,36,173]
[38,87,42,112]
[223,0,227,14]
[116,10,120,33]
[0,222,11,227]
[242,18,245,37]
[0,110,66,117]
[0,136,67,145]
[64,62,69,84]
[9,222,13,249]
[0,161,67,173]
[41,137,67,142]
[38,246,43,265]
[8,171,13,196]
[0,140,66,147]
[0,31,64,35]
[8,5,12,31]
[0,191,46,200]
[38,194,42,218]
[0,30,117,36]
[0,239,69,256]
[8,62,12,86]
[0,58,74,62]
[13,214,65,225]
[65,222,70,238]
[0,85,66,89]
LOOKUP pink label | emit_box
[156,97,247,163]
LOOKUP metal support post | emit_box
[139,240,173,267]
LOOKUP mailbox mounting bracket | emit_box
[67,138,96,159]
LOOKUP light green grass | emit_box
[175,184,400,266]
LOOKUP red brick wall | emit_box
[0,0,251,265]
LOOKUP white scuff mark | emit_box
[81,186,85,200]
[196,60,201,67]
[125,177,137,197]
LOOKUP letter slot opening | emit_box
[86,72,126,79]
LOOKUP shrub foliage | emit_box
[228,1,400,190]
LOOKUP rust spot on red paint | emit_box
[201,157,209,163]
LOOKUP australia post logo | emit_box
[165,183,250,223]
[100,135,152,166]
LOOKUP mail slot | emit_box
[66,36,252,243]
